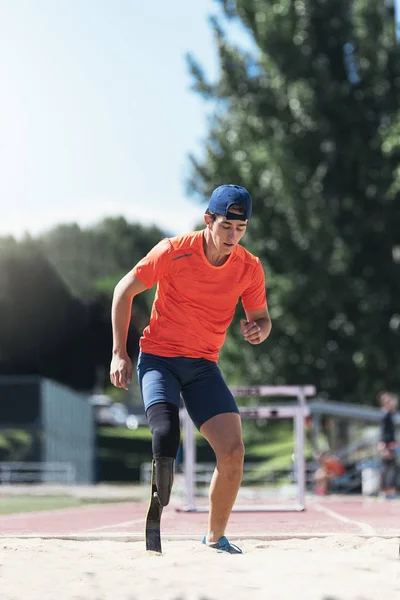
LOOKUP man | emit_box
[110,184,271,553]
[377,391,398,499]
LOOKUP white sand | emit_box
[0,536,399,600]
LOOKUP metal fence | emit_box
[0,461,76,484]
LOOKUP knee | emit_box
[146,403,181,459]
[216,441,245,469]
[154,423,177,447]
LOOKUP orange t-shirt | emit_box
[133,230,267,362]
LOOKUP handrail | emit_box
[0,461,76,484]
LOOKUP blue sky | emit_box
[0,0,224,238]
[1,1,399,239]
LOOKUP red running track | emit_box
[0,496,399,539]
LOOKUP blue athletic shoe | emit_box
[202,535,243,554]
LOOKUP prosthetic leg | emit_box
[145,457,174,553]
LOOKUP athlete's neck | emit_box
[202,229,229,266]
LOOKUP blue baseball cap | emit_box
[207,184,252,221]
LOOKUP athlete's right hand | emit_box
[110,352,133,390]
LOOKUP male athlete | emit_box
[110,184,271,553]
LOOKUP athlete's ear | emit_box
[204,214,212,228]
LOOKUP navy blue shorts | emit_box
[137,352,239,430]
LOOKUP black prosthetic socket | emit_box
[154,457,175,506]
[146,403,181,508]
[146,402,181,459]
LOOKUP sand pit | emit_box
[0,536,399,600]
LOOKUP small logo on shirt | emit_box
[172,253,193,261]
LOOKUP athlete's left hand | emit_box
[240,319,261,344]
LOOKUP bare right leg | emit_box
[200,412,244,543]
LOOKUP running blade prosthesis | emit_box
[145,460,163,553]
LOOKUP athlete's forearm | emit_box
[111,283,134,355]
[256,316,272,343]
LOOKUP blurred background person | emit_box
[377,391,399,499]
[313,451,346,496]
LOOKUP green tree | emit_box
[0,218,168,391]
[187,0,400,403]
[38,217,167,329]
[38,217,166,297]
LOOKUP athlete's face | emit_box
[205,211,248,255]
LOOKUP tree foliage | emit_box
[0,219,167,391]
[187,0,400,403]
[37,217,166,331]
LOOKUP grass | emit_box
[98,426,152,440]
[247,438,295,457]
[0,495,85,515]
